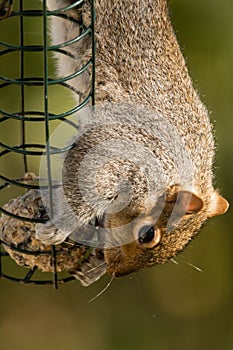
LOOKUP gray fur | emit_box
[36,0,227,277]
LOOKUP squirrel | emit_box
[38,0,229,278]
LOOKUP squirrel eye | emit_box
[138,226,155,244]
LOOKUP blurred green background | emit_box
[0,0,232,349]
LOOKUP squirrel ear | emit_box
[166,191,203,232]
[178,191,204,214]
[207,192,229,218]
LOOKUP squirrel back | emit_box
[47,0,214,194]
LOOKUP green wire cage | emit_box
[0,0,96,288]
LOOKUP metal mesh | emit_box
[0,0,96,288]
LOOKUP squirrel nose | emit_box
[95,248,105,260]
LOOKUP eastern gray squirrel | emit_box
[36,0,229,278]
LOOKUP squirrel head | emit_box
[60,103,229,277]
[102,188,229,277]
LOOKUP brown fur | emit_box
[42,0,228,277]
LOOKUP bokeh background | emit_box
[0,0,232,349]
